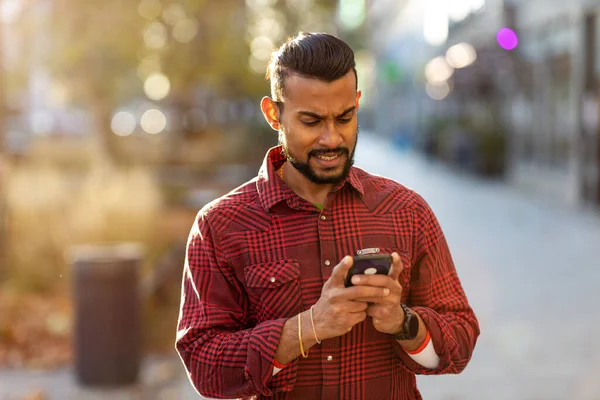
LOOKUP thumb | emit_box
[388,252,404,281]
[330,255,354,286]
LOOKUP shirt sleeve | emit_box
[175,212,298,399]
[394,195,480,375]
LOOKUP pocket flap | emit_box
[244,259,300,288]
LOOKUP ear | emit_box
[260,97,281,131]
[355,90,362,111]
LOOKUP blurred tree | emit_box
[47,0,145,163]
[11,0,259,164]
[10,0,342,166]
[0,0,6,279]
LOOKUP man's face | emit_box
[276,71,361,185]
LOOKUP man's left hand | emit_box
[350,252,405,335]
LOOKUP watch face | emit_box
[407,314,419,339]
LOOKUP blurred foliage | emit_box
[7,0,344,166]
[3,162,164,293]
[10,0,266,164]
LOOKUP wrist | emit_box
[300,311,318,348]
[389,304,418,341]
[404,330,431,355]
[397,311,428,351]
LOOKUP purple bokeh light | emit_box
[497,28,519,50]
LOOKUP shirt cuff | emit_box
[404,331,440,369]
[272,358,286,376]
[393,306,459,374]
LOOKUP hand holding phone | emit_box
[344,254,393,287]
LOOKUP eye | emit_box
[337,118,352,124]
[302,120,319,127]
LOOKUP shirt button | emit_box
[324,260,331,266]
[320,215,327,221]
[327,355,333,361]
[270,277,276,283]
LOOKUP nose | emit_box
[318,120,343,149]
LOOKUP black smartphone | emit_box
[344,254,393,287]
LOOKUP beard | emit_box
[279,127,358,185]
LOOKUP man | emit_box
[176,32,479,400]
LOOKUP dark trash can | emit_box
[70,243,144,387]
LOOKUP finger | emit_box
[346,301,369,313]
[344,285,390,300]
[329,256,354,287]
[351,274,394,287]
[353,295,396,304]
[388,252,404,281]
[366,304,394,320]
[349,311,367,325]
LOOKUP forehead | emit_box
[281,71,356,115]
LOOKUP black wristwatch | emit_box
[390,304,419,341]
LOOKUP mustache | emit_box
[309,148,349,158]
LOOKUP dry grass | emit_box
[0,135,238,363]
[4,158,164,292]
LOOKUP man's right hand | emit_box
[311,256,391,341]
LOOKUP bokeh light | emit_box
[140,109,167,134]
[446,42,477,69]
[423,0,448,46]
[144,22,168,49]
[249,55,266,75]
[173,18,199,43]
[424,56,454,85]
[447,0,472,22]
[111,112,137,137]
[162,3,187,26]
[426,81,451,100]
[497,28,519,51]
[338,0,366,31]
[143,73,171,101]
[250,36,274,61]
[249,17,283,41]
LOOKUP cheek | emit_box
[283,124,316,148]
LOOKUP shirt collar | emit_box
[256,146,365,212]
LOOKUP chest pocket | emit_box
[244,259,302,322]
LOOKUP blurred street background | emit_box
[0,0,599,399]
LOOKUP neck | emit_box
[281,161,334,206]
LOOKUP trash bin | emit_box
[69,243,144,387]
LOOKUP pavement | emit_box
[2,133,600,400]
[0,354,200,400]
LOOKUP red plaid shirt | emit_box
[176,146,479,400]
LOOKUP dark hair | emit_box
[266,32,357,102]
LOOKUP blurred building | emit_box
[367,0,600,210]
[505,0,599,208]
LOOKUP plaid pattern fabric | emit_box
[176,146,479,400]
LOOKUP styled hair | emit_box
[266,32,357,102]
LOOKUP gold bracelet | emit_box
[309,305,321,344]
[298,313,309,358]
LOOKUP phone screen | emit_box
[344,254,392,287]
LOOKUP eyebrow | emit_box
[297,106,356,120]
